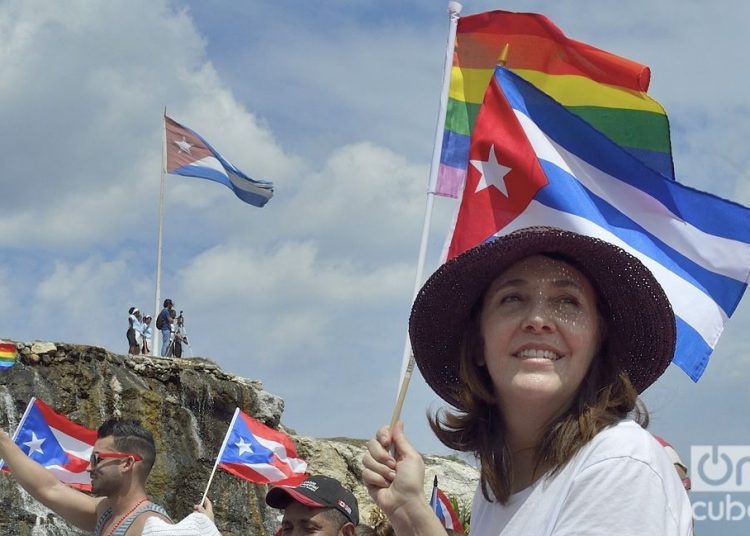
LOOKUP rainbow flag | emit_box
[435,10,673,198]
[0,342,17,371]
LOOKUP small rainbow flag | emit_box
[0,342,17,371]
[435,10,673,198]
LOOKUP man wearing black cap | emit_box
[266,475,358,536]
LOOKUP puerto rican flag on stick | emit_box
[444,66,750,382]
[164,114,274,207]
[215,408,307,486]
[0,398,97,490]
[429,476,464,532]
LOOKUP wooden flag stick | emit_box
[497,43,510,66]
[389,355,416,431]
[390,0,462,431]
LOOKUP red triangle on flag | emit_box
[165,115,214,172]
[446,75,549,260]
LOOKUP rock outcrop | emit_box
[0,341,478,535]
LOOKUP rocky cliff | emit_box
[0,341,478,535]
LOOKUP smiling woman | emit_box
[477,255,601,413]
[362,226,694,535]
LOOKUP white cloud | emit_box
[279,142,428,257]
[28,253,152,349]
[0,0,299,251]
[181,240,410,305]
[188,2,445,165]
[0,179,140,249]
[35,257,127,305]
[175,239,413,363]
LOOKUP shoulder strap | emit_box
[115,502,171,535]
[93,507,114,536]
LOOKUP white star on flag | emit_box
[235,438,254,456]
[471,144,512,197]
[23,432,45,455]
[174,136,193,155]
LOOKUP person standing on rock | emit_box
[127,307,142,355]
[157,299,175,357]
[141,315,153,355]
[266,474,359,536]
[0,418,173,534]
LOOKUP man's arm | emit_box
[0,430,102,531]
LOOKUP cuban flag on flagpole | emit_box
[164,115,274,207]
[0,398,97,490]
[445,66,750,382]
[429,476,464,532]
[216,408,307,485]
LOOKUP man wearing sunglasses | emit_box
[0,418,172,534]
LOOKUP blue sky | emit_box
[1,1,749,533]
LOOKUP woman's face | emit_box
[478,255,601,412]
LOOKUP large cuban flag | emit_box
[165,115,274,207]
[217,408,307,485]
[445,67,750,382]
[0,398,97,490]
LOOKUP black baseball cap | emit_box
[265,475,359,526]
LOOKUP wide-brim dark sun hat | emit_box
[409,227,676,407]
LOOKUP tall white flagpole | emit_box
[390,1,462,429]
[152,109,168,356]
[201,407,240,504]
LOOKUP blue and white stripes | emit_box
[169,122,274,208]
[494,68,750,380]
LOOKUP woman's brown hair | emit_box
[428,257,644,504]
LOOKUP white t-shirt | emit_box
[470,420,693,535]
[142,512,222,536]
[129,315,143,345]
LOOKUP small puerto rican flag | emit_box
[164,114,274,208]
[429,476,465,532]
[216,408,307,485]
[0,398,97,490]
